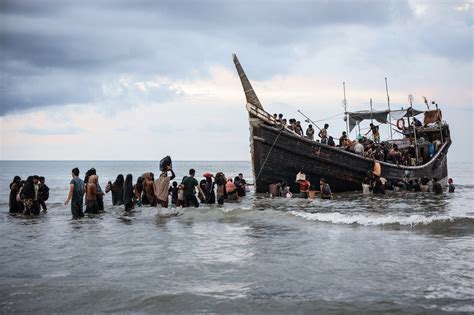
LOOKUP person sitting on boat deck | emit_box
[64,167,85,219]
[85,175,99,214]
[155,166,176,208]
[447,178,455,193]
[278,113,283,122]
[406,179,414,191]
[318,124,329,144]
[182,168,201,207]
[412,117,422,127]
[365,123,380,143]
[387,144,402,165]
[281,118,287,128]
[123,174,135,211]
[327,136,336,147]
[38,176,49,213]
[432,177,443,195]
[339,131,351,148]
[413,178,421,192]
[373,145,385,161]
[225,178,239,201]
[273,113,278,121]
[420,176,430,192]
[306,124,315,140]
[320,178,333,199]
[9,176,22,214]
[354,139,364,156]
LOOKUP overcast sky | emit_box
[0,0,472,161]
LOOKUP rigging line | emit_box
[255,127,284,181]
[308,113,345,123]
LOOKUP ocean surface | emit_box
[0,161,473,314]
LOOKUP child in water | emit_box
[170,181,179,206]
[448,178,455,193]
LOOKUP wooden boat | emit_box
[232,54,451,193]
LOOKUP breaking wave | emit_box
[289,211,463,227]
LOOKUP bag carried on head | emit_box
[159,156,172,171]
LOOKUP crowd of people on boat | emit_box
[272,113,444,166]
[8,162,248,219]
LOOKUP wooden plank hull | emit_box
[250,121,450,193]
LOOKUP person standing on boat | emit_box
[306,124,315,140]
[295,121,304,136]
[365,123,380,143]
[319,124,329,144]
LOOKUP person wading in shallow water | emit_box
[182,169,201,208]
[432,178,443,195]
[85,175,99,214]
[64,167,85,219]
[123,174,135,211]
[154,166,176,208]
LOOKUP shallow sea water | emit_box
[0,161,473,313]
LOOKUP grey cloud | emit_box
[0,0,468,116]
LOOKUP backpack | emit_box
[322,183,331,195]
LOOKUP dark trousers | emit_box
[184,195,199,208]
[71,200,84,219]
[39,200,47,211]
[85,199,99,214]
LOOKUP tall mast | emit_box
[385,77,393,141]
[343,82,349,135]
[409,94,419,164]
[370,98,373,125]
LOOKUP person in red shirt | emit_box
[299,178,310,198]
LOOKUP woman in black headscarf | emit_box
[9,176,22,213]
[111,174,124,206]
[123,174,134,211]
[22,176,40,215]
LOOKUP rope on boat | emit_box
[255,127,285,181]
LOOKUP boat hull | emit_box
[250,122,449,193]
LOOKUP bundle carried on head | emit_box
[159,156,172,171]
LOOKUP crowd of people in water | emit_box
[272,113,444,167]
[8,162,455,219]
[8,165,248,219]
[362,158,455,195]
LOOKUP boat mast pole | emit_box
[385,77,393,141]
[343,82,349,135]
[370,98,373,125]
[409,94,419,165]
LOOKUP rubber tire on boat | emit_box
[396,118,405,130]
